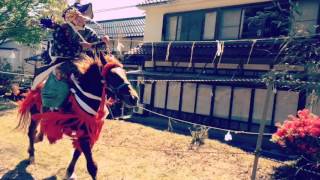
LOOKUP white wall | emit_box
[0,49,17,66]
[0,41,40,74]
[143,83,152,104]
[181,83,197,113]
[231,88,251,121]
[196,84,212,115]
[274,91,299,124]
[252,89,275,125]
[141,0,272,41]
[167,82,181,110]
[154,81,167,108]
[213,86,231,118]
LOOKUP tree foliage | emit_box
[0,0,67,45]
[265,1,320,176]
[248,1,320,96]
[244,0,291,38]
[0,59,14,89]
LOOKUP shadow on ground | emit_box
[272,159,320,180]
[1,159,58,180]
[1,160,34,180]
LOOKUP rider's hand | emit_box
[102,35,110,44]
[80,42,92,49]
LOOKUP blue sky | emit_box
[68,0,145,21]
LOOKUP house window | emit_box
[165,15,182,41]
[293,0,320,35]
[241,3,290,38]
[164,11,203,41]
[203,11,217,40]
[218,8,242,40]
[162,1,315,41]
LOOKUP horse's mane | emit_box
[103,54,123,68]
[73,54,123,75]
[72,54,123,94]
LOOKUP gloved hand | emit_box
[40,18,58,29]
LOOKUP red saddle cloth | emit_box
[19,62,120,151]
[19,86,107,151]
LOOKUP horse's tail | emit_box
[16,87,42,131]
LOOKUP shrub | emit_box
[271,109,320,167]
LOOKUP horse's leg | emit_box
[27,105,40,164]
[34,131,44,143]
[27,120,38,163]
[79,138,97,180]
[65,149,82,179]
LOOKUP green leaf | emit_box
[292,2,302,16]
[0,0,67,45]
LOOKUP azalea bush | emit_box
[272,109,320,167]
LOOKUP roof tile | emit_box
[89,17,145,38]
[138,0,171,6]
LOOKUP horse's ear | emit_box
[101,52,123,68]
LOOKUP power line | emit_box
[92,0,181,14]
[130,78,320,88]
[94,5,138,13]
[98,32,309,42]
[138,106,274,136]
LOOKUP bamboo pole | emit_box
[251,82,273,180]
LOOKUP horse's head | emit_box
[102,56,139,107]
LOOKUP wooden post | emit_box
[309,89,317,113]
[251,82,273,180]
[135,74,144,115]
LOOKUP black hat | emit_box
[63,2,93,19]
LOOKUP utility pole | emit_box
[251,81,273,180]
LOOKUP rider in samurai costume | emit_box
[32,2,110,111]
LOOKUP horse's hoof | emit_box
[28,156,35,164]
[64,172,77,180]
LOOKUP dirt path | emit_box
[0,109,283,180]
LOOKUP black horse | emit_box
[17,55,139,180]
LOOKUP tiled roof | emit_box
[137,0,171,7]
[89,17,145,38]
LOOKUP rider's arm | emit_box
[84,27,107,51]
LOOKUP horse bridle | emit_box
[101,64,133,102]
[106,82,131,98]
